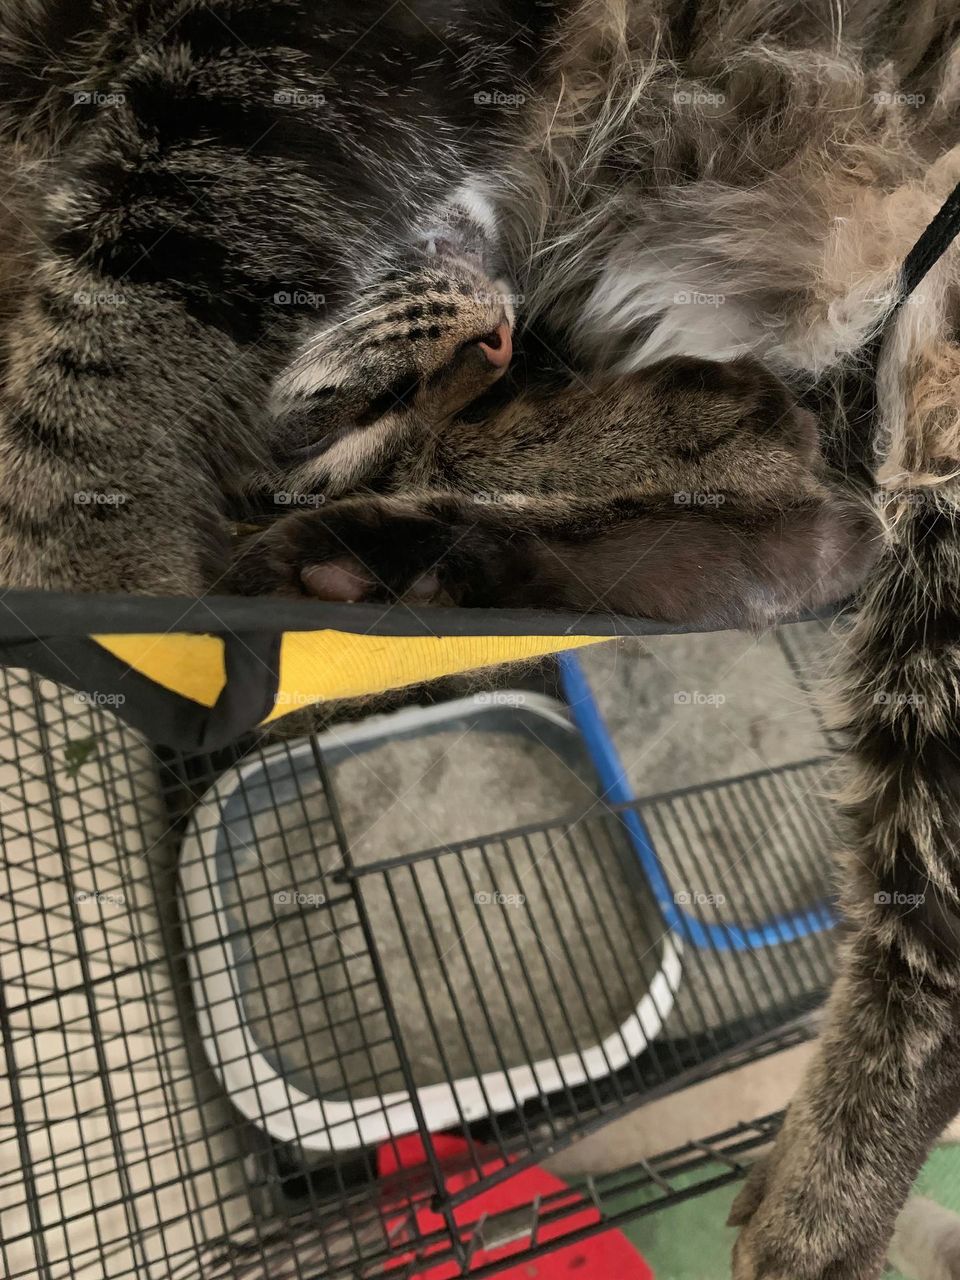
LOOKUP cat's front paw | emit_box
[230,497,486,605]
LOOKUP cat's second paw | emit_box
[230,496,498,606]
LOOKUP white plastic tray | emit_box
[179,694,682,1151]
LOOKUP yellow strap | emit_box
[92,629,604,719]
[266,630,603,721]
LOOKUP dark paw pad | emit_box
[232,500,471,605]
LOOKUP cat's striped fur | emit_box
[2,3,960,1278]
[0,0,549,590]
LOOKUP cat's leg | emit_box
[730,945,960,1279]
[230,486,876,628]
[729,488,960,1279]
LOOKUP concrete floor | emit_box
[576,624,830,794]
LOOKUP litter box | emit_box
[179,692,682,1152]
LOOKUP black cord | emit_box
[897,176,960,307]
[836,177,960,478]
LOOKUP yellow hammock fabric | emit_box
[94,629,603,728]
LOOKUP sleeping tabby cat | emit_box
[2,1,960,1277]
[232,209,872,625]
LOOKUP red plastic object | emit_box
[378,1134,653,1279]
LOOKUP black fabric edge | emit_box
[0,588,845,643]
[0,632,282,751]
[0,638,218,748]
[198,630,282,751]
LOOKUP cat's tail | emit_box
[728,253,960,1276]
[833,235,960,966]
[889,1195,960,1280]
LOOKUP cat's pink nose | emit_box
[478,321,512,369]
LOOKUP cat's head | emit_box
[265,253,517,499]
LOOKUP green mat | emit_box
[607,1147,960,1280]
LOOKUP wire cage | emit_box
[0,615,842,1280]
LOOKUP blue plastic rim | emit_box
[556,651,835,952]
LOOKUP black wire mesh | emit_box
[0,660,836,1279]
[195,1111,787,1280]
